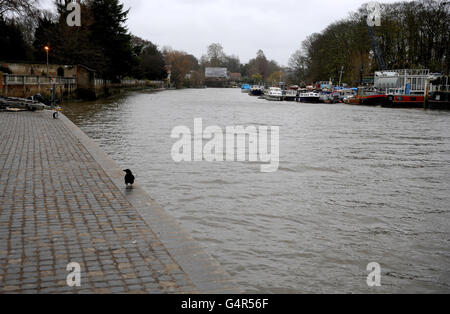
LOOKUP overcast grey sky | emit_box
[42,0,414,66]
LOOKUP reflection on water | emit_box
[64,89,450,293]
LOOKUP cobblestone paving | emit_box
[0,111,199,294]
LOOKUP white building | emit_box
[205,67,228,79]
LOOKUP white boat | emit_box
[298,91,321,103]
[265,87,283,101]
[250,85,264,96]
[284,89,298,101]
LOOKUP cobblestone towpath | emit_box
[0,111,237,294]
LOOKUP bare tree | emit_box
[206,43,226,67]
[0,0,40,18]
[288,49,308,83]
[165,50,192,88]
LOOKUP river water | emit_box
[63,88,450,293]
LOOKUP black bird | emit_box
[123,169,135,188]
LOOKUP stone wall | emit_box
[1,62,77,78]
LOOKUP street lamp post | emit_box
[44,46,50,76]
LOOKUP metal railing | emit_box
[121,79,147,85]
[94,79,164,87]
[94,78,111,87]
[430,84,450,92]
[2,74,164,88]
[374,69,434,94]
[3,74,77,86]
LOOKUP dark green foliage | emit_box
[139,42,168,80]
[32,15,56,62]
[0,18,32,61]
[87,0,133,81]
[4,0,166,82]
[32,2,104,72]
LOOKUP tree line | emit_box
[3,0,446,88]
[0,0,167,82]
[155,43,285,88]
[288,0,450,86]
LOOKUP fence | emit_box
[3,74,77,86]
[3,75,165,87]
[1,74,165,99]
[430,84,450,92]
[121,79,147,86]
[94,79,164,87]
